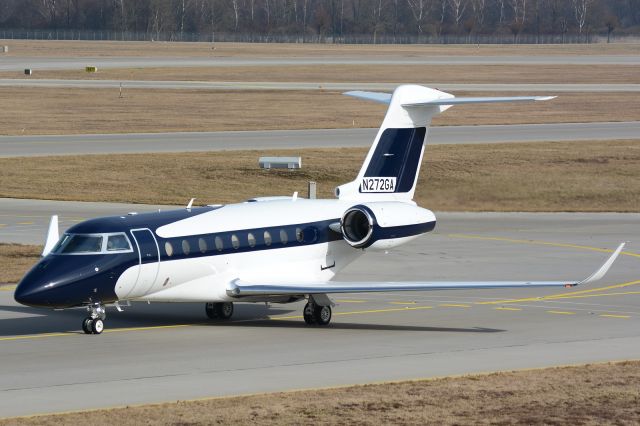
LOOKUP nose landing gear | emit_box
[82,303,106,335]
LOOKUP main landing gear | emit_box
[205,302,234,320]
[303,300,332,326]
[82,303,106,335]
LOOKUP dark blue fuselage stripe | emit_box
[154,219,343,263]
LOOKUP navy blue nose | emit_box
[14,280,43,307]
[14,277,53,307]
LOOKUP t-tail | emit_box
[336,85,555,202]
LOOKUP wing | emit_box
[227,243,626,297]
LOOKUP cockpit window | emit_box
[107,234,131,251]
[52,233,133,255]
[57,235,103,254]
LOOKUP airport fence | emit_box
[0,29,609,44]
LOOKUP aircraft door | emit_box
[129,228,160,298]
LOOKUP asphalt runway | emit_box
[2,122,638,158]
[1,207,639,417]
[1,79,637,92]
[1,55,639,72]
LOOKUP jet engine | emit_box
[340,202,436,250]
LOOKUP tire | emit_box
[313,305,332,326]
[216,302,234,320]
[82,318,93,334]
[303,303,316,325]
[205,302,218,319]
[91,318,104,334]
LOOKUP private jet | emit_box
[14,85,625,334]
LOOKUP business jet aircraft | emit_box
[15,85,624,334]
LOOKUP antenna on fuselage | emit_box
[186,198,195,210]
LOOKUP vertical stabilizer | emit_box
[336,85,452,202]
[337,85,555,203]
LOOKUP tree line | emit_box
[1,0,638,42]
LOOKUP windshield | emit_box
[52,233,132,255]
[56,235,103,254]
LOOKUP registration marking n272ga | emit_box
[360,177,396,193]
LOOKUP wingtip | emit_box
[535,96,557,101]
[579,242,626,285]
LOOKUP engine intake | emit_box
[341,207,375,248]
[339,202,436,250]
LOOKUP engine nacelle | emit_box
[340,202,436,250]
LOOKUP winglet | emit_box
[579,242,627,285]
[42,215,59,257]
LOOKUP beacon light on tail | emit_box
[15,85,623,334]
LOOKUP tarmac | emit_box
[1,205,639,417]
[1,122,638,157]
[1,55,639,72]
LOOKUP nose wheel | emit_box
[83,303,106,335]
[303,301,332,326]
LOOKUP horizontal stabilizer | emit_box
[343,90,555,107]
[402,95,556,107]
[227,243,625,297]
[343,90,392,104]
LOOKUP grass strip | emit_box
[3,64,639,84]
[0,244,40,284]
[1,140,638,212]
[1,89,639,135]
[4,40,639,58]
[2,361,638,425]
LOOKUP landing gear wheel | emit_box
[216,302,234,320]
[91,318,104,334]
[205,302,218,319]
[314,305,332,326]
[303,303,316,325]
[82,317,93,334]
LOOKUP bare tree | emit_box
[509,0,526,25]
[372,0,387,43]
[230,0,239,30]
[470,0,486,29]
[496,0,506,25]
[572,0,592,34]
[448,0,467,29]
[263,0,271,30]
[406,0,432,34]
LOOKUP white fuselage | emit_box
[113,198,435,303]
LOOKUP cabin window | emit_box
[231,234,240,249]
[182,240,191,255]
[264,231,272,246]
[165,242,174,257]
[215,236,224,251]
[107,234,131,251]
[247,233,256,248]
[280,229,288,245]
[296,228,304,243]
[198,238,208,254]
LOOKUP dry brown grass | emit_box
[3,63,639,84]
[2,361,639,425]
[0,244,40,284]
[0,88,638,136]
[3,40,639,58]
[1,140,638,212]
